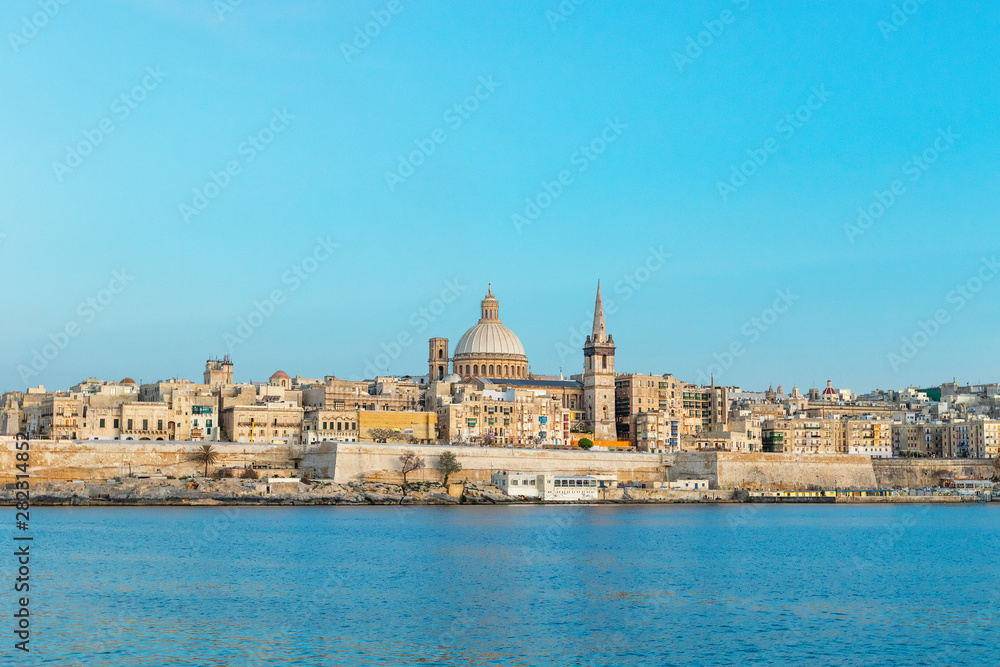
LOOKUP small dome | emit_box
[120,378,137,385]
[270,370,290,380]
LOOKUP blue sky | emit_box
[1,0,998,394]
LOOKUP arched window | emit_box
[465,365,470,375]
[473,365,478,375]
[438,349,444,359]
[488,365,494,376]
[504,365,508,377]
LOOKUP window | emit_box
[114,419,119,429]
[99,418,106,428]
[351,422,356,430]
[142,419,148,431]
[323,422,327,429]
[473,365,478,375]
[127,419,133,430]
[337,422,342,431]
[157,419,163,431]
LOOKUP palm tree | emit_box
[191,444,219,477]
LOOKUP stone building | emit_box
[25,395,82,440]
[222,402,304,444]
[615,373,682,442]
[357,411,436,443]
[203,356,234,390]
[762,417,844,454]
[435,386,571,447]
[892,423,944,457]
[633,410,681,453]
[119,402,173,440]
[303,409,360,443]
[843,418,892,457]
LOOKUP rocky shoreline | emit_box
[5,478,983,506]
[0,477,721,506]
[0,478,664,507]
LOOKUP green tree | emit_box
[368,428,395,443]
[578,438,594,450]
[191,444,219,477]
[439,450,462,485]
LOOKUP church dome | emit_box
[451,284,529,380]
[454,323,526,357]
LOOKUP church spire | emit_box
[592,281,607,342]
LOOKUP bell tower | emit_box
[583,282,616,440]
[428,338,449,381]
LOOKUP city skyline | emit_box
[6,277,995,397]
[3,2,1000,392]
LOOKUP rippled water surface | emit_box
[8,505,1000,666]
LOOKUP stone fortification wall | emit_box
[670,452,878,490]
[714,452,878,490]
[872,458,995,489]
[303,442,668,485]
[0,438,295,483]
[5,438,991,490]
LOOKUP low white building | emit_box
[491,471,616,501]
[668,479,709,491]
[492,471,542,497]
[848,443,893,457]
